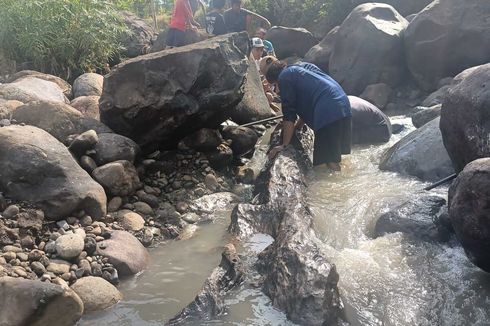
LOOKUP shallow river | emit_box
[80,117,490,326]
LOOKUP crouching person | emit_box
[265,61,352,171]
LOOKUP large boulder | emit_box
[178,128,223,152]
[70,96,100,120]
[0,77,69,103]
[0,99,22,119]
[412,104,441,128]
[359,83,393,110]
[11,101,111,144]
[0,276,83,326]
[120,11,156,58]
[0,125,107,220]
[329,3,408,95]
[440,63,490,172]
[404,0,490,91]
[349,96,392,144]
[383,0,432,16]
[99,33,249,152]
[229,58,274,125]
[94,133,141,165]
[73,73,104,98]
[70,276,122,312]
[97,230,150,276]
[304,26,339,73]
[92,160,140,197]
[421,85,451,107]
[449,158,490,272]
[380,117,454,182]
[265,26,318,60]
[6,70,72,99]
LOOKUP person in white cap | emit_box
[250,37,265,71]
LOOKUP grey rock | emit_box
[73,73,104,98]
[92,160,140,197]
[359,83,393,110]
[421,85,451,107]
[120,11,156,58]
[380,118,455,182]
[349,96,392,144]
[84,237,97,256]
[221,126,258,156]
[6,70,72,99]
[70,276,122,312]
[94,133,141,165]
[31,261,47,276]
[55,234,85,260]
[70,95,100,120]
[179,128,223,152]
[47,260,71,275]
[304,26,339,73]
[3,205,19,219]
[133,202,153,216]
[330,3,408,94]
[68,130,99,157]
[79,155,98,173]
[412,105,441,128]
[99,33,249,152]
[118,211,145,231]
[265,26,318,59]
[206,144,233,170]
[0,126,107,220]
[0,77,69,103]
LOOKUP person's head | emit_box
[266,61,287,84]
[255,28,267,39]
[212,0,225,10]
[251,37,264,60]
[231,0,242,11]
[259,55,278,75]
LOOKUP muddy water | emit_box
[309,117,490,326]
[80,117,490,326]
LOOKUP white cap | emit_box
[251,37,264,48]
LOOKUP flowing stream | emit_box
[79,117,490,326]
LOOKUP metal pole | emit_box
[239,115,284,128]
[424,173,457,191]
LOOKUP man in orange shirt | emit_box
[167,0,201,47]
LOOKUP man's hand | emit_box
[268,145,284,160]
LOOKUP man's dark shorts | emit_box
[313,117,352,166]
[166,28,186,47]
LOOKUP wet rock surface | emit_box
[229,127,344,325]
[168,243,244,324]
[449,158,490,272]
[375,195,447,241]
[380,117,454,182]
[349,96,392,144]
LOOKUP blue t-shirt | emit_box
[263,39,274,55]
[279,62,351,131]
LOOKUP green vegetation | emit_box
[0,0,130,80]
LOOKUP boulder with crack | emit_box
[229,126,344,326]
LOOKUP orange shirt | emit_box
[169,0,193,31]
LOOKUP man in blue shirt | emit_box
[265,61,352,171]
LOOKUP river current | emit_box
[79,117,490,326]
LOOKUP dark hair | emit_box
[212,0,225,9]
[266,61,287,83]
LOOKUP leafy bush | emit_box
[0,0,130,80]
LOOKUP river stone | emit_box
[329,3,408,94]
[3,205,19,219]
[182,213,199,224]
[229,58,274,125]
[380,118,454,182]
[30,261,46,276]
[304,26,339,73]
[70,95,100,120]
[55,234,85,260]
[133,202,153,216]
[0,99,23,119]
[0,125,107,220]
[71,276,122,312]
[412,105,441,128]
[17,210,44,232]
[73,73,104,98]
[449,158,490,272]
[0,276,83,326]
[97,230,150,276]
[99,33,248,152]
[107,197,123,212]
[94,133,141,165]
[404,0,490,91]
[204,174,219,192]
[421,85,451,107]
[375,196,447,241]
[0,77,69,103]
[265,26,318,59]
[206,144,233,170]
[92,160,140,197]
[190,192,239,215]
[47,260,71,275]
[11,101,111,144]
[80,155,98,173]
[6,70,73,99]
[178,128,223,152]
[118,211,145,231]
[220,126,258,156]
[440,63,490,172]
[68,130,99,157]
[349,96,392,144]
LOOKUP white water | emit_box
[79,117,490,326]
